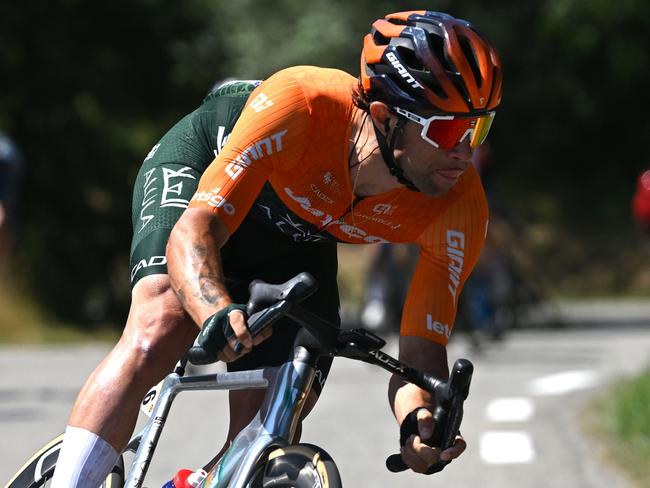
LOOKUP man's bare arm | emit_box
[166,207,232,326]
[388,336,449,423]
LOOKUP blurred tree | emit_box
[0,0,223,323]
[0,0,648,326]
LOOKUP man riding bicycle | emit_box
[52,10,502,486]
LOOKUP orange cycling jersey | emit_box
[189,66,488,346]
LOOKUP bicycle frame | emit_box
[122,348,317,488]
[6,273,471,488]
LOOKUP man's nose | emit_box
[447,139,473,161]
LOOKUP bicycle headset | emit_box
[356,10,503,192]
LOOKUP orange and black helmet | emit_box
[361,11,503,115]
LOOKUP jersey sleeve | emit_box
[400,179,489,346]
[188,70,311,234]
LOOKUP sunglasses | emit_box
[393,107,496,150]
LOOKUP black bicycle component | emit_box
[247,272,318,316]
[335,328,387,360]
[385,358,473,474]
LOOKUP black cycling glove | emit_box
[197,304,247,359]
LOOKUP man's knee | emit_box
[121,275,197,371]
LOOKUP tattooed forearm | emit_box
[186,243,228,306]
[167,208,232,325]
[190,243,209,261]
[197,274,225,306]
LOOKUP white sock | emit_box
[51,426,120,488]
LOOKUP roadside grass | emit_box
[586,368,650,487]
[0,283,119,343]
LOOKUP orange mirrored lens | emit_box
[469,112,495,148]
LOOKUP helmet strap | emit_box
[372,118,420,192]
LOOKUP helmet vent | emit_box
[373,31,391,46]
[458,32,483,88]
[397,46,423,71]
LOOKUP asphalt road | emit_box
[2,324,650,487]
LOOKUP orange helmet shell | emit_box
[360,11,503,114]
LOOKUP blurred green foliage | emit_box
[1,0,649,325]
[590,367,650,484]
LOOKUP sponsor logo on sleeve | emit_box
[138,168,158,232]
[446,230,465,304]
[161,167,196,209]
[144,143,161,161]
[249,93,274,112]
[225,129,288,180]
[191,187,236,215]
[138,166,196,232]
[426,314,451,339]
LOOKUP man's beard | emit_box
[399,157,448,197]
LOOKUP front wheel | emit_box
[247,443,342,488]
[5,433,124,488]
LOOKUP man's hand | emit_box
[399,407,466,473]
[198,304,273,362]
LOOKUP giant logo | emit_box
[446,230,465,304]
[225,129,288,180]
[386,52,424,89]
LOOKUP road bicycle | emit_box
[6,272,473,488]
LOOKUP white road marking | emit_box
[480,431,536,464]
[528,370,599,396]
[485,397,535,422]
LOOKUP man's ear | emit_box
[369,101,394,137]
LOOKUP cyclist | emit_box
[52,11,502,486]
